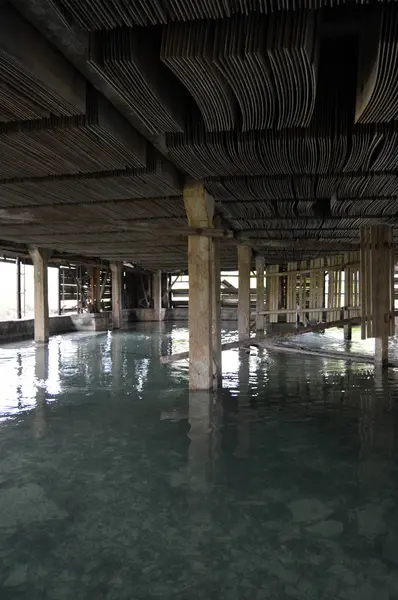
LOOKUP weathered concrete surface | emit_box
[29,247,49,344]
[184,180,219,391]
[256,255,265,332]
[110,262,122,330]
[238,246,251,342]
[0,315,76,344]
[166,307,238,321]
[153,270,162,321]
[127,308,166,322]
[212,238,222,386]
[187,234,213,390]
[70,312,111,332]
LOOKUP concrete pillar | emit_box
[212,238,222,386]
[110,262,122,330]
[153,269,162,321]
[360,225,393,368]
[238,245,251,343]
[95,265,101,312]
[255,255,265,333]
[187,234,213,390]
[344,265,352,341]
[184,180,220,391]
[29,247,49,344]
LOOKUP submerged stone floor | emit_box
[0,324,398,599]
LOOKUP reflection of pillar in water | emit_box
[16,352,23,410]
[235,350,250,459]
[33,345,49,439]
[358,372,395,484]
[188,391,212,491]
[111,331,123,390]
[187,390,221,571]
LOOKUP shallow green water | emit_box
[1,323,398,599]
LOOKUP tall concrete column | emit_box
[344,265,352,341]
[188,235,213,390]
[153,269,162,321]
[95,265,101,312]
[238,245,251,343]
[29,247,49,344]
[255,254,265,333]
[110,262,122,330]
[360,225,394,368]
[184,179,220,391]
[212,237,222,386]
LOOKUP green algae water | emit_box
[1,323,398,599]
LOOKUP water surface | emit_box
[0,324,398,599]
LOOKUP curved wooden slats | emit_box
[161,21,236,131]
[205,172,398,201]
[166,120,398,178]
[267,12,319,128]
[212,15,275,130]
[52,0,398,28]
[356,4,398,123]
[88,28,185,135]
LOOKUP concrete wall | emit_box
[0,306,239,344]
[71,312,111,331]
[0,315,76,344]
[166,307,238,321]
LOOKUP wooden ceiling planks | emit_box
[161,21,236,131]
[1,1,398,269]
[356,4,398,123]
[0,157,182,208]
[0,89,146,179]
[88,27,186,135]
[161,12,318,131]
[0,4,86,121]
[50,0,398,28]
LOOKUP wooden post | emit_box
[184,180,220,390]
[110,262,122,330]
[153,269,162,321]
[255,255,265,332]
[29,247,49,344]
[238,245,251,343]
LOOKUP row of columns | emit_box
[28,251,165,344]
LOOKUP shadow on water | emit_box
[0,323,398,598]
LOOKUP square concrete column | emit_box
[188,234,214,390]
[238,245,251,343]
[255,255,265,333]
[95,265,101,313]
[184,179,220,391]
[29,247,49,344]
[344,265,352,341]
[110,262,122,329]
[212,238,222,386]
[153,269,162,321]
[360,225,394,368]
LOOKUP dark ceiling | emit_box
[0,0,397,270]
